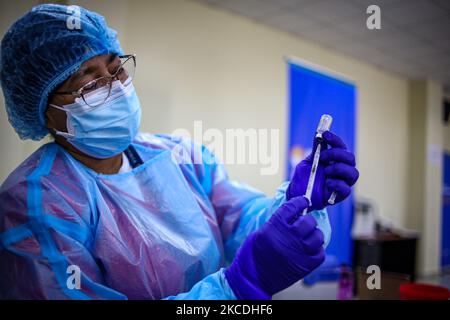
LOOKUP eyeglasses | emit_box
[52,54,136,107]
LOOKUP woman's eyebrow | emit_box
[108,54,118,64]
[68,54,118,86]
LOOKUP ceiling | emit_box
[196,0,450,94]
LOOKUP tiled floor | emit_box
[273,281,339,300]
[273,272,450,300]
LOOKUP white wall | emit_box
[445,123,450,153]
[422,81,444,275]
[443,93,450,153]
[0,0,435,235]
[408,80,445,275]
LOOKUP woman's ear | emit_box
[45,106,55,129]
[45,105,67,134]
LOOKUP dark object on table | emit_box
[355,268,410,299]
[353,232,418,298]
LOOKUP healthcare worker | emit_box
[0,4,359,300]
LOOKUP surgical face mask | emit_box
[50,78,141,159]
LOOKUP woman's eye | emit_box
[83,82,97,92]
[115,66,124,75]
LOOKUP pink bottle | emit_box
[337,264,354,300]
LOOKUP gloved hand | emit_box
[286,131,359,211]
[225,196,325,299]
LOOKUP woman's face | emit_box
[45,53,122,135]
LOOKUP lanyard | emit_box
[124,145,143,168]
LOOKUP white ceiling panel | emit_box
[196,0,450,91]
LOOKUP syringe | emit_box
[302,114,335,215]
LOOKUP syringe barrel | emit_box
[316,114,333,139]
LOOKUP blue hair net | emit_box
[0,4,123,140]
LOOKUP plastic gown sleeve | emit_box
[185,141,289,263]
[164,268,236,300]
[162,139,288,299]
[165,139,329,300]
[164,191,288,299]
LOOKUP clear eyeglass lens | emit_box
[80,56,135,107]
[117,56,135,83]
[81,80,112,107]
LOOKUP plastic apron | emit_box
[0,133,329,299]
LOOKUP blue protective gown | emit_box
[0,133,329,299]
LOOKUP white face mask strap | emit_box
[54,130,75,139]
[48,104,75,138]
[49,103,67,112]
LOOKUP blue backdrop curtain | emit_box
[287,61,356,264]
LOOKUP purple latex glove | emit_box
[225,196,325,299]
[286,131,359,211]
